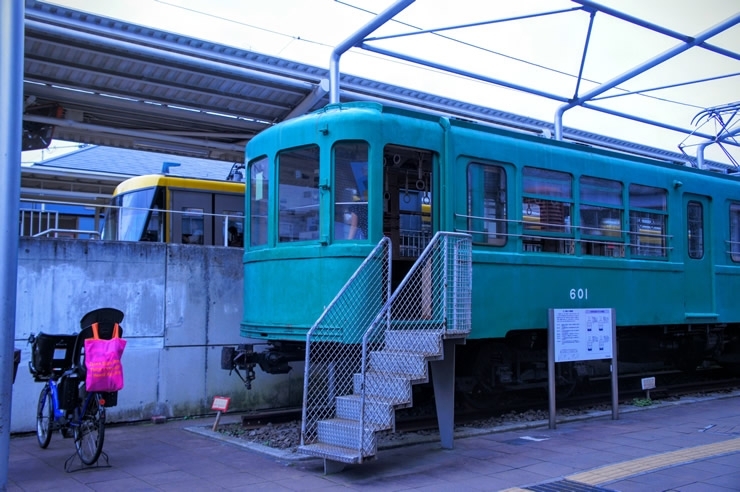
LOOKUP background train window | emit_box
[579,176,623,257]
[181,207,204,244]
[731,203,740,262]
[628,184,667,257]
[105,186,163,242]
[249,157,269,247]
[466,162,507,245]
[225,211,244,247]
[277,146,320,243]
[333,142,369,241]
[687,201,704,259]
[521,167,573,254]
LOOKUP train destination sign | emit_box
[551,308,614,362]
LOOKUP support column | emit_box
[430,338,461,449]
[0,0,24,488]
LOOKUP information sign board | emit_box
[552,308,614,362]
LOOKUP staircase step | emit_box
[336,394,395,428]
[316,418,377,455]
[368,351,429,382]
[384,329,442,355]
[298,442,376,464]
[354,372,412,405]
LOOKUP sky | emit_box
[25,0,740,166]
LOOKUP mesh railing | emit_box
[300,237,392,447]
[299,232,471,457]
[360,231,472,396]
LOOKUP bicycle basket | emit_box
[29,333,77,381]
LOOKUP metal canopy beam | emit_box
[330,0,415,104]
[334,0,740,167]
[554,9,740,140]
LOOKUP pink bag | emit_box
[84,322,126,392]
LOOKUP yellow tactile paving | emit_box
[567,436,740,486]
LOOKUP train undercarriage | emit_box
[455,323,739,407]
[222,322,739,396]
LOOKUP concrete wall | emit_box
[11,238,303,433]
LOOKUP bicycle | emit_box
[28,308,124,469]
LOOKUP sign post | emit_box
[548,308,617,429]
[211,396,231,431]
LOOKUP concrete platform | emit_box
[7,391,740,491]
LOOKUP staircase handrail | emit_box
[357,231,472,459]
[300,237,392,447]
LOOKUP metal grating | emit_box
[526,479,617,492]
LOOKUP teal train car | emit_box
[227,101,740,394]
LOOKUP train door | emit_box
[214,193,244,247]
[683,193,716,316]
[170,190,213,245]
[382,145,434,286]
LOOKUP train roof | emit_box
[256,101,740,182]
[112,174,245,196]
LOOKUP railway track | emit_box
[217,371,740,449]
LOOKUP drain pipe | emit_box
[329,0,415,104]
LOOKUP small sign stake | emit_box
[641,377,656,400]
[211,396,231,431]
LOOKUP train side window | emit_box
[579,176,623,257]
[731,203,740,262]
[466,162,507,245]
[278,146,320,243]
[182,207,204,244]
[521,167,573,254]
[628,184,667,258]
[687,201,703,259]
[225,211,244,247]
[333,142,369,241]
[249,157,269,247]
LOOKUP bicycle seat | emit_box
[79,307,124,330]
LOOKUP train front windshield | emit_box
[103,187,164,242]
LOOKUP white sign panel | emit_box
[552,308,614,362]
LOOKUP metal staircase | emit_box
[299,232,472,473]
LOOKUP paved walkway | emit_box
[7,392,740,491]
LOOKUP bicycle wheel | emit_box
[36,385,53,449]
[74,393,106,465]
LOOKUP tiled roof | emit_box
[31,145,239,180]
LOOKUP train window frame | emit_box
[249,156,269,248]
[731,203,740,262]
[466,162,507,246]
[579,176,624,257]
[628,183,668,258]
[333,141,369,242]
[521,166,573,254]
[277,145,320,244]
